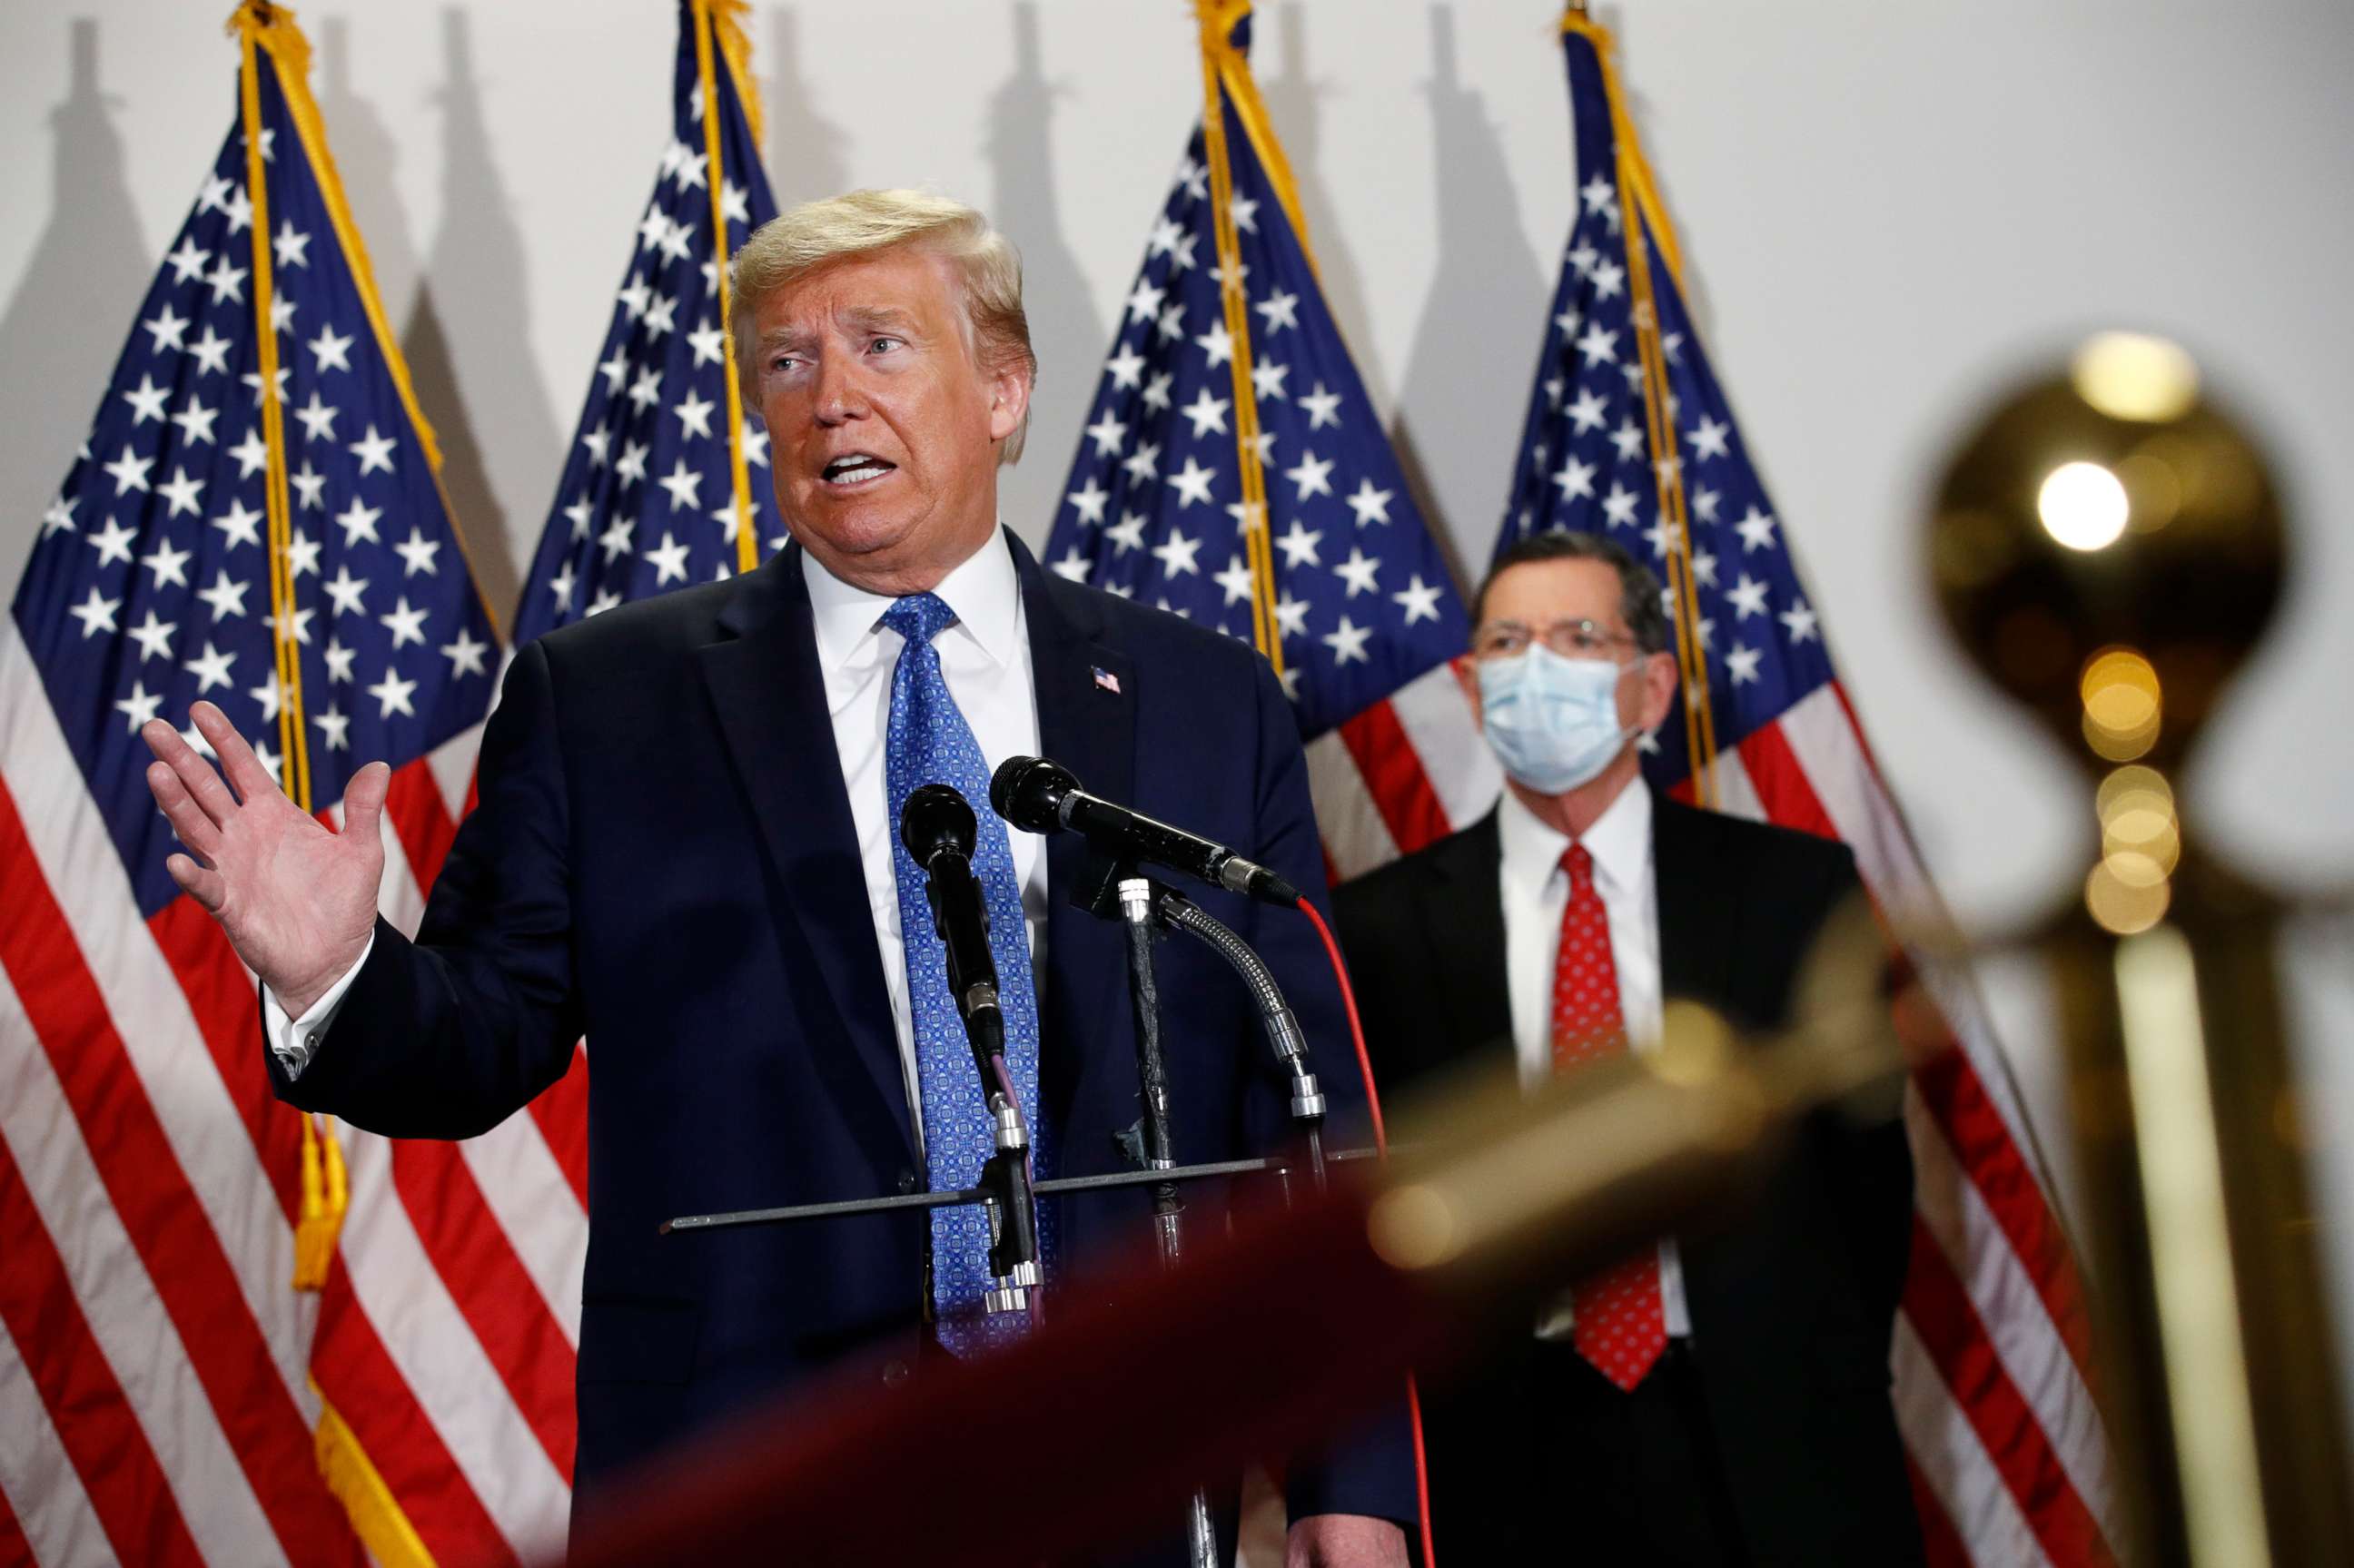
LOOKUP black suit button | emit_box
[895,1169,918,1194]
[882,1357,911,1388]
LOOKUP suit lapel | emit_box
[697,547,914,1164]
[1015,531,1137,1142]
[1419,812,1517,1081]
[1653,793,1738,1018]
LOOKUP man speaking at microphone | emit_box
[136,190,1411,1564]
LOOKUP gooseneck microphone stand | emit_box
[991,752,1329,1196]
[1148,883,1329,1193]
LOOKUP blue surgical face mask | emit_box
[1476,645,1640,794]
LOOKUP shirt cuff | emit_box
[262,932,375,1080]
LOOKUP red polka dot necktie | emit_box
[1552,843,1667,1391]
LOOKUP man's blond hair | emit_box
[730,189,1037,465]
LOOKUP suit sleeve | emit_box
[264,637,584,1139]
[1226,652,1421,1533]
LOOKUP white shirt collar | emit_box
[1496,774,1653,899]
[800,528,1023,684]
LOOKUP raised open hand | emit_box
[140,700,389,1018]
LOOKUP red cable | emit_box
[1297,895,1437,1568]
[1300,895,1386,1154]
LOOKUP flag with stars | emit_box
[1041,0,1498,879]
[1,7,584,1564]
[1500,15,2118,1568]
[513,0,780,643]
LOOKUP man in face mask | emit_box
[1466,531,1681,817]
[1330,531,1922,1567]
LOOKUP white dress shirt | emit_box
[1497,779,1691,1338]
[268,534,1049,1162]
[802,534,1046,1157]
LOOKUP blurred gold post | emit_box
[1927,333,2349,1565]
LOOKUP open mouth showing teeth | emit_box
[821,454,895,487]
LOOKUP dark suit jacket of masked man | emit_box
[265,528,1413,1553]
[1332,793,1920,1565]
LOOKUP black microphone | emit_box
[989,756,1302,908]
[897,783,1005,1054]
[902,784,1042,1307]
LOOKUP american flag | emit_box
[0,6,588,1564]
[1042,3,1498,876]
[512,0,782,644]
[345,0,781,1558]
[1508,15,2119,1566]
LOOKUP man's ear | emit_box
[1452,654,1484,731]
[1637,649,1679,731]
[986,361,1032,445]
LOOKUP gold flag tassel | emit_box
[1192,0,1376,670]
[312,1386,436,1566]
[291,1112,349,1291]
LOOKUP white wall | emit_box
[5,0,2352,1377]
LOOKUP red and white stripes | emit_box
[0,619,585,1565]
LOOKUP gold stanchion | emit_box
[1926,332,2350,1567]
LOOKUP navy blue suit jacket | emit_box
[268,530,1411,1546]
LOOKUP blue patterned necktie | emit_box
[881,591,1053,1353]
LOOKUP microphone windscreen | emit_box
[899,782,977,863]
[988,755,1076,833]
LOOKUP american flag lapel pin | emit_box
[1092,666,1122,695]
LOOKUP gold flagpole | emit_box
[232,5,312,815]
[225,10,431,1562]
[1194,0,1282,671]
[1564,10,1718,805]
[235,1,502,644]
[691,0,763,577]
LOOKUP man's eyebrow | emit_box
[839,305,919,335]
[757,308,920,357]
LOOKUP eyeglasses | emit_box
[1471,617,1642,663]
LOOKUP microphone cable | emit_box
[1295,894,1437,1568]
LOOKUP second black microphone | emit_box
[988,755,1302,908]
